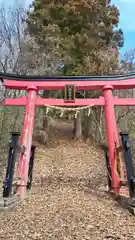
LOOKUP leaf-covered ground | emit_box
[0,121,135,240]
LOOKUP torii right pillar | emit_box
[103,85,120,193]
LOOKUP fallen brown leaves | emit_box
[0,136,135,240]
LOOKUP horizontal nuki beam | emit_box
[4,96,135,107]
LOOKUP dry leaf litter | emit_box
[0,120,135,240]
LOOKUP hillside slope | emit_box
[0,121,135,240]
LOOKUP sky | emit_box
[112,0,135,55]
[0,0,134,55]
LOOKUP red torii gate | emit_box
[2,72,135,199]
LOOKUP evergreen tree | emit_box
[27,0,124,75]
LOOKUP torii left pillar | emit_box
[17,86,37,199]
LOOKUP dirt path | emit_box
[0,122,135,239]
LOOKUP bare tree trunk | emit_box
[83,115,93,138]
[41,90,51,144]
[73,112,82,140]
[83,107,105,143]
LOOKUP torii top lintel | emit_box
[2,72,135,90]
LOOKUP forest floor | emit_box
[0,120,135,239]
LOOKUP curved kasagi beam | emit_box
[3,78,135,90]
[1,71,135,81]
